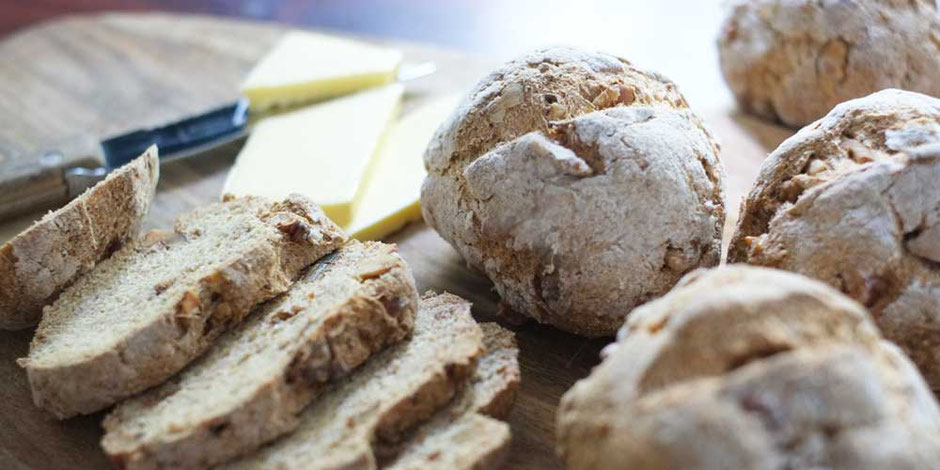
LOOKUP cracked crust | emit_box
[729,89,940,389]
[718,0,940,127]
[421,46,725,337]
[557,265,940,470]
[101,241,416,470]
[20,195,346,419]
[220,292,487,470]
[0,147,159,329]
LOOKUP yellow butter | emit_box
[240,31,404,111]
[347,94,461,241]
[223,84,404,227]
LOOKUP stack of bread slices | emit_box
[0,147,520,470]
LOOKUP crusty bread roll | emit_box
[557,265,940,470]
[729,89,940,390]
[718,0,940,127]
[421,46,725,337]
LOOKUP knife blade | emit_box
[0,62,436,220]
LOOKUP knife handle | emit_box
[0,137,104,220]
[101,99,249,170]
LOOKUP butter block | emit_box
[241,31,404,111]
[347,94,461,241]
[223,84,404,227]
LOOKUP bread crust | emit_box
[101,241,417,470]
[557,266,940,470]
[421,46,724,337]
[20,195,345,418]
[718,0,940,127]
[729,89,940,389]
[0,147,159,329]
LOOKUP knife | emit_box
[0,62,437,220]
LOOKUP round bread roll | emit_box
[557,265,940,470]
[729,89,940,389]
[420,47,725,336]
[717,0,940,127]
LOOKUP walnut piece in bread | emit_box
[729,89,940,390]
[557,265,940,470]
[718,0,940,127]
[421,47,725,337]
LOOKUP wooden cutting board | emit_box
[0,12,794,469]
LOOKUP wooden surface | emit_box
[0,12,794,470]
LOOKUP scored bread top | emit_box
[382,322,520,470]
[222,292,485,470]
[20,194,345,419]
[556,265,940,470]
[0,146,159,330]
[420,47,723,337]
[728,89,940,390]
[102,240,417,470]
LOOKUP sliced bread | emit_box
[383,322,520,470]
[100,240,417,470]
[386,415,510,470]
[19,194,345,418]
[0,146,159,329]
[222,291,486,470]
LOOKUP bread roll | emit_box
[557,265,940,470]
[729,89,940,389]
[718,0,940,127]
[421,46,725,336]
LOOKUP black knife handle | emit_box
[101,98,249,170]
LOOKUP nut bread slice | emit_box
[19,194,345,418]
[222,291,486,470]
[383,322,520,470]
[0,146,159,329]
[101,240,417,470]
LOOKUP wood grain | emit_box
[0,12,793,470]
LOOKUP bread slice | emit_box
[387,415,510,470]
[0,146,159,330]
[383,322,520,470]
[19,194,345,418]
[101,240,417,470]
[221,292,486,470]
